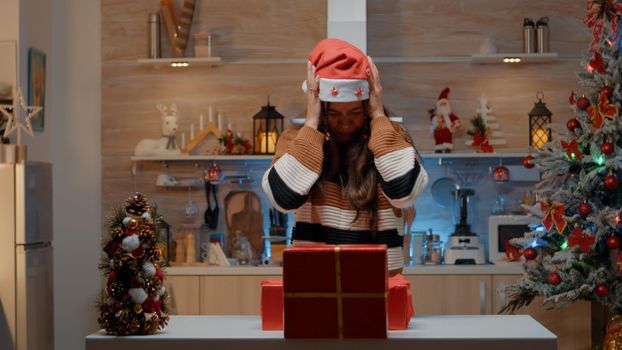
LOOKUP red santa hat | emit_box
[437,87,450,107]
[302,38,370,102]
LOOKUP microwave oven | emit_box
[488,215,538,263]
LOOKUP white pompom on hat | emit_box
[302,38,370,102]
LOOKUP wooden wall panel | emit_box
[101,0,590,242]
[367,0,588,57]
[102,0,326,61]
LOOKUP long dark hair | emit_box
[318,101,378,232]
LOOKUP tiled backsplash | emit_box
[413,156,537,259]
[155,155,537,262]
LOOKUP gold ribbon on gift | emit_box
[284,246,387,339]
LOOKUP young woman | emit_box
[262,39,428,275]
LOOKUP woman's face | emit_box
[325,101,366,144]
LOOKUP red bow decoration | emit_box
[587,92,618,129]
[561,139,582,160]
[569,90,577,106]
[472,130,494,153]
[540,201,567,234]
[584,0,622,52]
[588,52,606,74]
[504,241,521,261]
[568,225,595,253]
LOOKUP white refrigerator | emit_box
[0,161,54,350]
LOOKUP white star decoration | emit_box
[0,88,42,139]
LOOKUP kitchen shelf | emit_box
[136,56,223,67]
[131,154,274,161]
[130,54,578,67]
[471,52,558,64]
[419,151,528,158]
[131,152,528,163]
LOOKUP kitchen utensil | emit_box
[208,184,219,229]
[224,191,264,258]
[203,179,219,229]
[430,177,459,208]
[185,186,198,218]
[203,177,213,228]
[536,16,549,53]
[523,17,535,53]
[402,207,416,236]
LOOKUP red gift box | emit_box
[387,274,414,330]
[260,279,283,330]
[283,244,387,339]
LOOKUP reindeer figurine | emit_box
[134,103,181,156]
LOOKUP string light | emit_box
[560,240,569,250]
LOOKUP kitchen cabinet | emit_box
[406,275,492,315]
[492,275,592,350]
[199,275,281,315]
[166,276,200,315]
[165,268,597,350]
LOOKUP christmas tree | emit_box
[502,1,622,316]
[97,193,170,335]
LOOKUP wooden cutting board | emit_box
[224,191,264,258]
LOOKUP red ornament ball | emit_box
[601,142,614,155]
[607,235,621,250]
[595,284,609,297]
[605,174,619,190]
[547,271,562,286]
[576,96,591,111]
[524,247,538,261]
[566,118,580,132]
[523,154,535,169]
[600,85,614,99]
[578,202,592,217]
[493,165,510,182]
[107,271,118,286]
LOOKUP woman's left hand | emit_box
[367,56,385,119]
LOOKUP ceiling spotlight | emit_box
[171,62,189,67]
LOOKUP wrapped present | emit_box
[283,244,387,339]
[387,274,414,330]
[260,279,283,330]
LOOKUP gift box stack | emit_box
[260,244,414,338]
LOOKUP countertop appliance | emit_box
[444,189,485,265]
[0,161,54,350]
[488,214,537,263]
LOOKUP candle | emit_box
[181,132,186,149]
[259,131,278,153]
[208,105,214,122]
[190,123,195,139]
[227,123,232,131]
[199,114,204,130]
[217,112,223,130]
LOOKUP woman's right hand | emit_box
[305,61,321,130]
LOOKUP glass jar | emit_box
[422,233,444,265]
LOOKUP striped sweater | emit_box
[262,116,428,271]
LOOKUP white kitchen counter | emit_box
[165,262,524,276]
[85,315,555,350]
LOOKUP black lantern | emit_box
[528,91,552,150]
[156,218,171,266]
[253,97,285,154]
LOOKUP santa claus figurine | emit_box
[430,87,461,153]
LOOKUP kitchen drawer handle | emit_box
[479,281,486,315]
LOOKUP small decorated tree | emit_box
[97,193,170,335]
